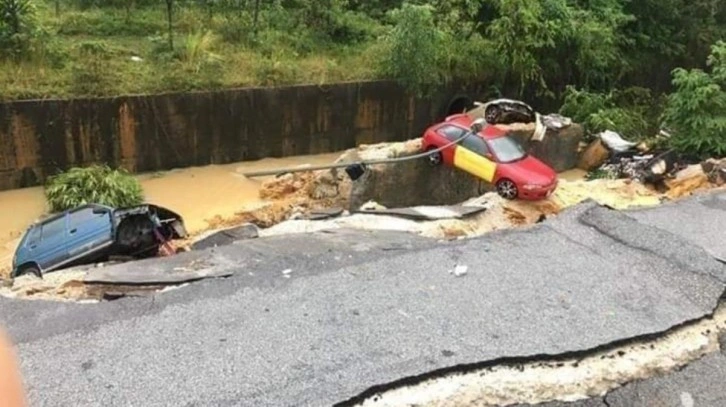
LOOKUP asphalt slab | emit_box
[625,190,726,263]
[1,198,725,406]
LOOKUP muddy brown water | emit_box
[0,152,343,272]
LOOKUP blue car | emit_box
[12,203,187,278]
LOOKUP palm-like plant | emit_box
[44,165,144,212]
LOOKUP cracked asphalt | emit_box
[1,192,726,406]
[516,341,726,407]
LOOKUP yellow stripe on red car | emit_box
[452,146,497,182]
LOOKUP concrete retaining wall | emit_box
[0,81,481,191]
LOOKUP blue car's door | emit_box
[35,214,69,270]
[66,206,114,261]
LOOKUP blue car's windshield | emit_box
[488,136,526,163]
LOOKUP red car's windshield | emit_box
[488,136,526,163]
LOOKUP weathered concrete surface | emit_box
[0,81,474,191]
[2,198,725,406]
[625,189,726,262]
[349,156,490,210]
[517,351,726,407]
[604,352,726,407]
[500,122,584,173]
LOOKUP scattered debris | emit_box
[191,223,260,251]
[302,207,345,221]
[599,130,637,153]
[702,158,726,186]
[665,165,711,199]
[354,205,487,221]
[0,270,89,301]
[577,139,610,171]
[449,265,468,277]
[360,201,387,211]
[540,113,572,130]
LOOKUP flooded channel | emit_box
[0,152,343,272]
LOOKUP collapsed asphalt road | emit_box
[1,192,726,406]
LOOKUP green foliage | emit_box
[378,3,445,96]
[560,86,664,140]
[0,0,37,59]
[485,0,632,95]
[0,0,722,130]
[56,9,165,36]
[44,165,144,212]
[663,41,726,158]
[69,41,118,96]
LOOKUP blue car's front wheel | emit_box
[14,263,41,279]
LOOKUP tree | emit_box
[165,0,174,50]
[253,0,260,34]
[378,3,446,96]
[0,0,36,59]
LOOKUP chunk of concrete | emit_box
[345,139,489,210]
[191,224,259,251]
[83,251,232,285]
[501,122,585,172]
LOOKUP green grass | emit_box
[0,2,383,101]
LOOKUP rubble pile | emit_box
[578,130,724,199]
[702,158,726,186]
[0,270,89,301]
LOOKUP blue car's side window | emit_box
[25,227,41,247]
[41,217,66,241]
[69,208,105,228]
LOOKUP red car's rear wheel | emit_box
[426,147,443,166]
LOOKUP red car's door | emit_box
[434,124,469,165]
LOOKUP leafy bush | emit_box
[44,165,144,212]
[663,41,726,158]
[559,86,663,140]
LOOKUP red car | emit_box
[422,114,558,200]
